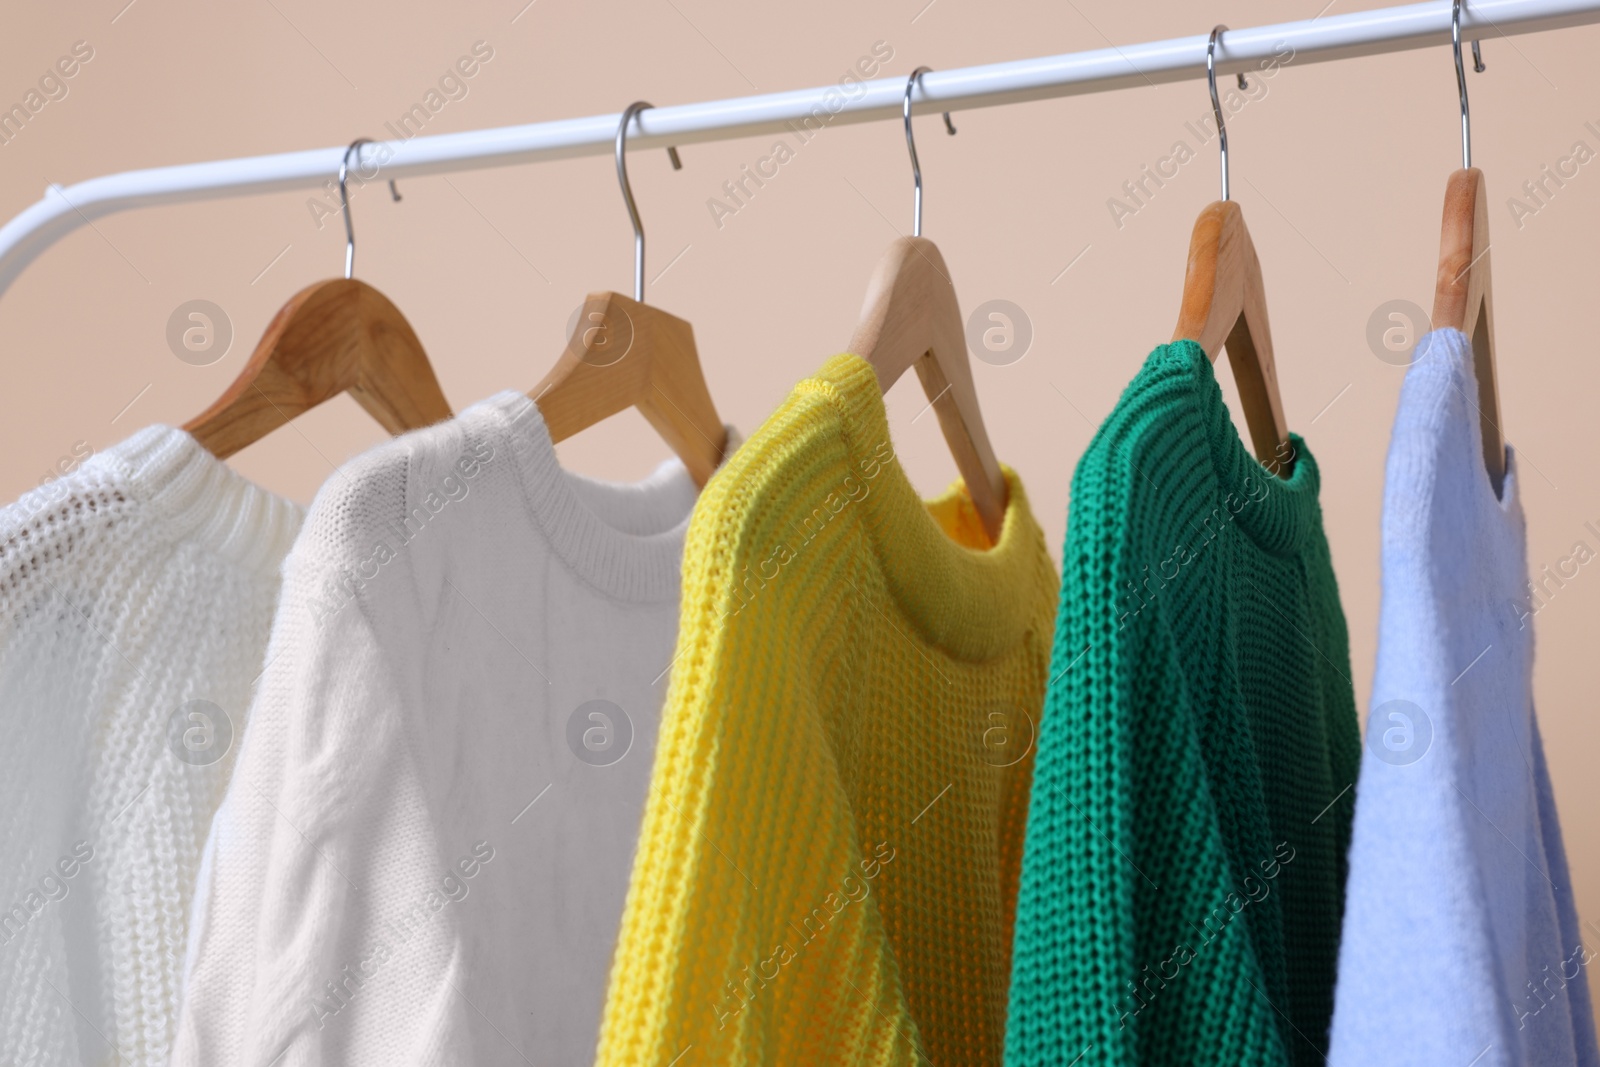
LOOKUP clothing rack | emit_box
[0,0,1597,300]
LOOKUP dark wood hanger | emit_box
[184,139,451,458]
[532,102,728,488]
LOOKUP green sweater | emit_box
[1005,341,1361,1066]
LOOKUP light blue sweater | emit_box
[1329,329,1599,1066]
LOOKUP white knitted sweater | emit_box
[0,426,302,1067]
[174,392,731,1066]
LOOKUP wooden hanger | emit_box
[850,237,1007,544]
[1172,29,1292,475]
[532,102,728,488]
[849,68,1007,545]
[1433,5,1505,495]
[185,140,450,458]
[1434,170,1502,495]
[1172,201,1290,471]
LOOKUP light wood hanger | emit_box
[849,68,1007,545]
[185,139,450,458]
[1172,29,1292,474]
[1432,2,1505,495]
[531,102,728,488]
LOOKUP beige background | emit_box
[4,0,1598,1026]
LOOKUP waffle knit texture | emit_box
[594,354,1059,1067]
[0,426,302,1067]
[172,392,733,1067]
[1005,340,1361,1066]
[1328,329,1600,1067]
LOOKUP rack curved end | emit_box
[0,186,100,300]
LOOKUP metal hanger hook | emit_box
[1207,26,1249,202]
[903,67,957,238]
[1452,0,1487,170]
[339,138,401,280]
[616,102,684,303]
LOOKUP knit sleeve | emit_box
[1005,368,1292,1064]
[1305,529,1361,893]
[594,411,926,1066]
[172,474,461,1065]
[1009,562,1292,1064]
[1003,535,1143,1063]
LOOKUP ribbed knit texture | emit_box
[1005,340,1361,1066]
[0,426,302,1067]
[594,354,1060,1066]
[1328,328,1600,1067]
[172,392,734,1067]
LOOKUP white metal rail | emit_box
[0,0,1597,299]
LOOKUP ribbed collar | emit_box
[469,390,735,605]
[1161,339,1323,557]
[801,355,1053,662]
[93,425,304,573]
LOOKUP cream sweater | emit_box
[174,392,729,1066]
[0,426,302,1067]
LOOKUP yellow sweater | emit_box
[596,355,1060,1066]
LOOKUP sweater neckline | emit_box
[94,425,304,573]
[805,354,1048,662]
[1162,340,1322,557]
[473,391,725,604]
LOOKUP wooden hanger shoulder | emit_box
[184,277,451,459]
[848,235,1007,545]
[531,290,728,487]
[1433,167,1505,494]
[1172,200,1292,473]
